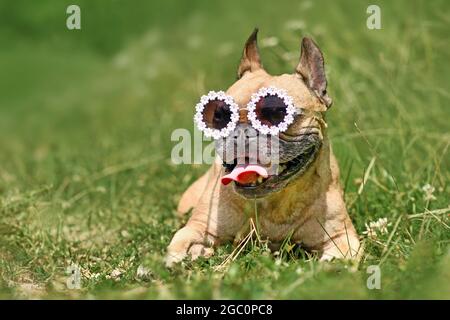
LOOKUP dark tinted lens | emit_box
[255,95,287,126]
[202,99,232,130]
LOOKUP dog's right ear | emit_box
[237,28,262,78]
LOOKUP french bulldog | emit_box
[165,29,360,267]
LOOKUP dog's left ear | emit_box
[237,28,263,78]
[295,37,332,108]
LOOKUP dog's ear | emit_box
[237,28,263,78]
[295,37,332,108]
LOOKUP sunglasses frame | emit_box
[194,91,240,139]
[194,86,300,139]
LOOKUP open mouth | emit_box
[221,142,320,196]
[222,159,270,187]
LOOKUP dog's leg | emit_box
[166,163,246,267]
[296,188,361,261]
[319,226,361,261]
[318,154,361,260]
[318,205,361,261]
[177,169,211,216]
[165,222,217,267]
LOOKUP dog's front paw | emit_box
[188,243,214,260]
[165,226,215,267]
[164,250,187,268]
[319,234,362,261]
[165,243,214,267]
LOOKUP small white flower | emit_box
[362,223,378,239]
[422,184,436,201]
[372,218,389,234]
[363,217,391,239]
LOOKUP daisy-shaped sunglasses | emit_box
[194,87,302,139]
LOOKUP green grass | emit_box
[0,0,449,299]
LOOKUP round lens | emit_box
[255,95,288,127]
[202,99,232,130]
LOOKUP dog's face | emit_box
[215,29,332,199]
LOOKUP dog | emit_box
[165,29,360,267]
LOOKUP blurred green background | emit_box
[0,0,448,299]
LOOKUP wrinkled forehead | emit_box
[225,71,326,112]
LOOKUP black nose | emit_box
[233,124,257,139]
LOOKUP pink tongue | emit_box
[221,164,269,185]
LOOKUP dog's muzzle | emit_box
[215,124,322,198]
